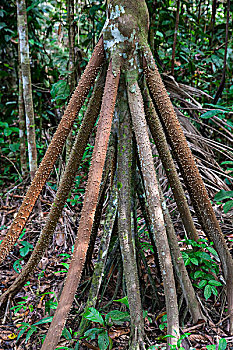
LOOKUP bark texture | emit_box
[0,37,105,265]
[17,41,27,177]
[141,81,199,243]
[127,76,179,347]
[66,0,76,162]
[41,59,120,350]
[78,182,118,336]
[117,81,145,350]
[143,47,233,332]
[17,0,37,179]
[158,184,204,323]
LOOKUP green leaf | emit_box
[211,286,218,296]
[191,258,199,265]
[98,330,109,350]
[218,338,227,350]
[206,346,216,350]
[17,326,28,340]
[84,328,103,340]
[74,341,80,350]
[223,200,233,214]
[25,327,37,343]
[105,310,130,325]
[60,262,69,269]
[198,280,207,288]
[50,80,70,101]
[200,110,222,119]
[33,316,53,326]
[214,190,233,202]
[0,22,7,30]
[208,280,222,287]
[4,128,12,136]
[113,296,129,308]
[62,327,72,340]
[13,259,22,273]
[204,284,212,300]
[206,246,218,256]
[20,241,33,257]
[83,307,104,325]
[156,30,163,37]
[221,161,233,166]
[194,271,204,279]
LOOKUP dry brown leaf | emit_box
[189,334,208,343]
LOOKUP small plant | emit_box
[206,338,227,350]
[12,229,33,273]
[159,314,167,332]
[181,239,222,300]
[214,188,233,214]
[82,306,130,350]
[41,291,58,315]
[81,296,152,350]
[10,296,30,315]
[147,332,191,350]
[16,316,53,344]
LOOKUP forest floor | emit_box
[1,174,233,350]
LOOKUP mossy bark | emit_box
[78,181,118,336]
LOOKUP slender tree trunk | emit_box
[78,182,118,336]
[17,0,37,180]
[127,74,179,347]
[117,80,145,350]
[141,81,199,243]
[66,0,76,162]
[158,183,205,323]
[213,0,230,104]
[171,0,180,75]
[17,41,27,177]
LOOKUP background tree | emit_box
[17,0,37,179]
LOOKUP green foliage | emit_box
[214,189,233,214]
[16,316,53,343]
[181,239,222,300]
[159,314,167,331]
[206,338,227,350]
[81,297,152,349]
[11,235,34,273]
[50,80,70,105]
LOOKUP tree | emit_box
[17,0,37,179]
[1,0,233,349]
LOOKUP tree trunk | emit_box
[17,41,27,177]
[117,80,145,350]
[66,0,76,162]
[127,75,179,347]
[17,0,37,180]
